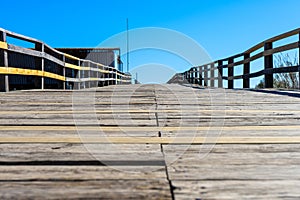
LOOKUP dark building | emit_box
[55,48,123,72]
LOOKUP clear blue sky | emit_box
[1,0,300,85]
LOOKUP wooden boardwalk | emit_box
[1,84,300,199]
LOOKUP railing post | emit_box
[97,64,100,87]
[108,68,111,86]
[62,55,66,90]
[243,53,250,88]
[0,31,5,92]
[88,62,91,88]
[199,66,203,86]
[78,60,81,89]
[194,67,199,84]
[108,68,110,86]
[264,42,273,88]
[0,31,9,92]
[191,69,193,84]
[217,60,223,88]
[114,69,116,85]
[41,44,44,90]
[35,42,44,90]
[228,58,234,89]
[104,67,110,86]
[210,63,215,87]
[195,67,198,84]
[109,68,114,85]
[204,65,208,87]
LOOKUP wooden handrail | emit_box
[183,28,300,89]
[0,28,131,92]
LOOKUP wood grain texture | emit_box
[1,84,300,199]
[0,180,171,200]
[1,136,300,144]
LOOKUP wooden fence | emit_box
[0,28,131,92]
[183,28,300,89]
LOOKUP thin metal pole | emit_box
[126,18,129,72]
[135,72,138,84]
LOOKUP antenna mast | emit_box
[126,18,129,72]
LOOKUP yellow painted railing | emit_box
[0,67,65,81]
[0,27,131,91]
[0,41,8,50]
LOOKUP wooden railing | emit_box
[0,28,131,92]
[182,28,300,89]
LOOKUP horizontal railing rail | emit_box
[182,28,300,89]
[0,28,131,92]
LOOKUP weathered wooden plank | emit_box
[0,165,167,180]
[0,119,157,126]
[0,125,299,131]
[0,113,156,120]
[163,144,300,165]
[8,44,43,57]
[158,118,300,127]
[1,129,300,138]
[172,180,300,200]
[1,109,300,114]
[167,164,300,180]
[3,144,300,166]
[1,83,300,199]
[1,136,300,144]
[0,143,164,162]
[0,113,299,124]
[161,129,300,137]
[0,180,171,200]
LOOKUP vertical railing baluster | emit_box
[228,58,234,89]
[35,42,44,90]
[210,63,215,87]
[194,67,198,84]
[199,66,203,86]
[41,43,45,90]
[78,60,81,90]
[0,31,9,92]
[218,60,223,88]
[264,42,273,88]
[243,53,250,88]
[204,65,208,87]
[191,68,194,84]
[62,55,66,90]
[88,62,91,88]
